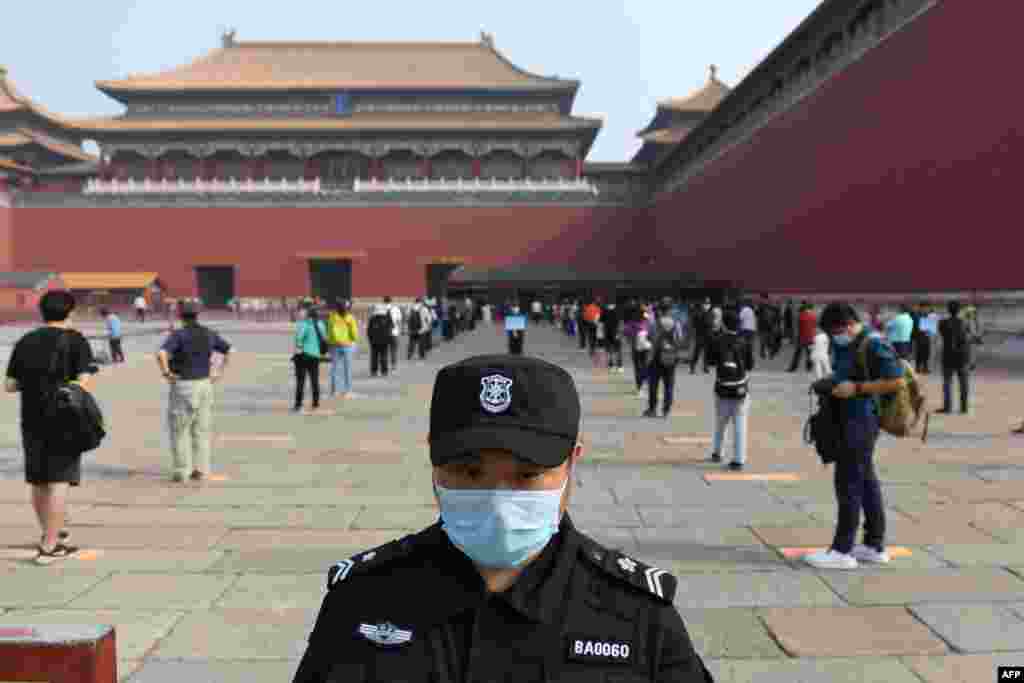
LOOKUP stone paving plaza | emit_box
[2,320,1024,682]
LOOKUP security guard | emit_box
[293,355,713,682]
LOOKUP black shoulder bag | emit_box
[804,378,841,465]
[45,330,107,454]
[312,319,329,360]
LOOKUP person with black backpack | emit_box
[367,304,394,377]
[707,310,750,471]
[406,298,430,361]
[937,300,972,415]
[5,290,101,565]
[644,307,683,418]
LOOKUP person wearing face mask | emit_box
[803,302,905,571]
[294,355,713,683]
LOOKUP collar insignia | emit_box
[328,559,354,587]
[357,622,413,647]
[644,566,669,599]
[616,556,638,573]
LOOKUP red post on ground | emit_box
[0,625,117,683]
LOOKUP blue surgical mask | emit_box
[434,474,568,568]
[832,334,852,347]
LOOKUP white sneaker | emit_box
[851,544,890,564]
[803,549,858,570]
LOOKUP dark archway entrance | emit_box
[194,266,236,308]
[426,262,461,300]
[309,259,352,303]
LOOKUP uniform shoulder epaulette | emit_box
[577,534,677,604]
[325,530,421,591]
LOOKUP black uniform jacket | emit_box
[293,514,713,683]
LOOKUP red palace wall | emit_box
[11,206,644,298]
[650,0,1024,293]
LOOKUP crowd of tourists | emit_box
[289,295,490,413]
[534,292,993,571]
[0,285,1004,574]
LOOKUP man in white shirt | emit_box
[384,297,403,372]
[134,294,148,323]
[531,300,543,325]
[811,328,831,380]
[738,300,757,371]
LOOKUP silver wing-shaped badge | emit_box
[357,622,413,647]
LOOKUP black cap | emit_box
[429,355,581,467]
[179,301,199,316]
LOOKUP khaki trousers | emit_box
[168,379,214,477]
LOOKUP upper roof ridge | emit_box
[96,36,578,92]
[232,40,486,48]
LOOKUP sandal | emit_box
[1013,425,1024,435]
[34,543,79,566]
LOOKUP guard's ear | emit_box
[570,442,583,464]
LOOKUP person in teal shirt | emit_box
[885,306,914,360]
[293,306,328,413]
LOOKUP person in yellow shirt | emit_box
[326,299,359,398]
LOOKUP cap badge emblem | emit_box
[357,621,413,647]
[480,374,513,414]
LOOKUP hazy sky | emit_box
[4,0,820,161]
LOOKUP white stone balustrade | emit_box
[82,176,601,196]
[84,177,323,195]
[353,177,599,195]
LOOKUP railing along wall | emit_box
[84,177,323,195]
[353,177,598,195]
[82,177,600,196]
